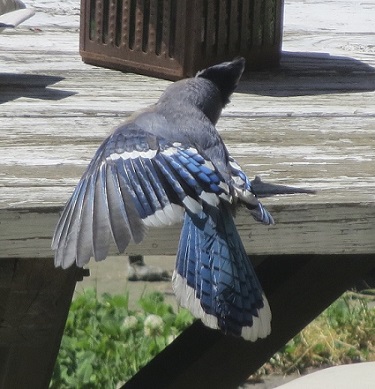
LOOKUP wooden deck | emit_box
[0,0,375,388]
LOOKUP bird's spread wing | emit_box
[52,122,234,268]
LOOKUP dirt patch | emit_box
[75,255,177,310]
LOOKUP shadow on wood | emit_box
[238,51,375,97]
[122,254,375,389]
[0,73,75,104]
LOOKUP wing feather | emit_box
[105,164,132,253]
[76,175,95,265]
[92,163,111,262]
[54,178,89,268]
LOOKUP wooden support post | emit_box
[123,254,375,389]
[0,259,80,389]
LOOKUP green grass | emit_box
[257,291,375,377]
[50,290,375,388]
[50,290,193,388]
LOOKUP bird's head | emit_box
[157,58,245,125]
[196,57,245,106]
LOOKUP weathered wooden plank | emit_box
[1,200,374,259]
[1,67,374,116]
[1,113,374,207]
[1,49,375,258]
[0,1,374,261]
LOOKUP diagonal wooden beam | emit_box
[123,254,375,389]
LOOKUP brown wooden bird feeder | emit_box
[79,0,284,80]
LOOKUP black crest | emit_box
[196,58,245,105]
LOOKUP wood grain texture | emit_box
[1,200,374,259]
[1,14,375,259]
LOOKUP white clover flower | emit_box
[167,334,177,345]
[144,314,164,336]
[122,315,138,331]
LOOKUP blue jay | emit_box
[52,58,274,341]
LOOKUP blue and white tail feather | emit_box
[173,205,271,341]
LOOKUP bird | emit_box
[52,57,274,341]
